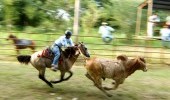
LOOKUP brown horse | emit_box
[7,34,36,54]
[17,42,90,88]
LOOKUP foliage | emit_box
[0,0,170,36]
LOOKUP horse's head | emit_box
[6,34,17,41]
[76,42,90,58]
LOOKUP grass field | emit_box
[0,60,170,100]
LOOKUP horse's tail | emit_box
[17,55,31,64]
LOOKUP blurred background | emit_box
[0,0,170,100]
[0,0,169,64]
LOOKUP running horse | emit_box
[7,34,36,54]
[17,42,90,88]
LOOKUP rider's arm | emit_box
[69,38,74,46]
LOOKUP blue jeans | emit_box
[102,37,113,43]
[51,45,60,65]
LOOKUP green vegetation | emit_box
[0,0,169,35]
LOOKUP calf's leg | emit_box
[104,79,124,90]
[93,76,112,97]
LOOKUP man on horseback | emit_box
[51,30,74,71]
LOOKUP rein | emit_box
[77,47,86,60]
[77,47,90,65]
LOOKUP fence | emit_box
[0,31,170,65]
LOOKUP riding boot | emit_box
[51,64,58,72]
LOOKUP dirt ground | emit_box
[0,60,170,100]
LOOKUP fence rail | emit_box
[0,31,170,65]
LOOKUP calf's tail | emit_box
[17,55,31,64]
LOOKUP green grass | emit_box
[0,61,170,100]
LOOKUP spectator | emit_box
[160,25,170,48]
[147,13,160,38]
[166,16,170,28]
[98,22,115,43]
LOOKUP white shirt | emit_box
[160,28,170,41]
[166,16,170,25]
[166,16,170,22]
[54,36,74,47]
[148,15,160,23]
[98,25,115,38]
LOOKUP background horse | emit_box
[7,34,36,54]
[17,42,90,88]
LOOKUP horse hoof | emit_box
[50,85,54,88]
[48,83,54,88]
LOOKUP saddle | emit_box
[37,47,54,60]
[37,47,63,64]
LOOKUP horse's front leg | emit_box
[50,71,65,83]
[38,69,53,88]
[63,71,73,81]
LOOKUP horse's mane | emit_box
[63,47,76,58]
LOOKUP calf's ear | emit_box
[117,55,128,61]
[139,57,146,63]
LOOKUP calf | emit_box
[84,55,147,97]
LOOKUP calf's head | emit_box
[127,56,147,72]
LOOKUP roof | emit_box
[144,0,170,10]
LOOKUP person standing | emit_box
[147,14,160,38]
[98,22,115,43]
[165,16,170,28]
[50,30,74,71]
[160,25,170,48]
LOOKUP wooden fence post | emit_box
[73,0,80,43]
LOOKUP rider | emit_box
[51,30,74,71]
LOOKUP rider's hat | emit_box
[65,31,72,36]
[102,22,108,25]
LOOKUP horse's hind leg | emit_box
[16,48,20,55]
[30,41,36,52]
[39,69,53,88]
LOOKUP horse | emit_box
[6,34,36,54]
[17,42,90,88]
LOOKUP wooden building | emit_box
[135,0,170,36]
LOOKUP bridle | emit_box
[77,44,89,61]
